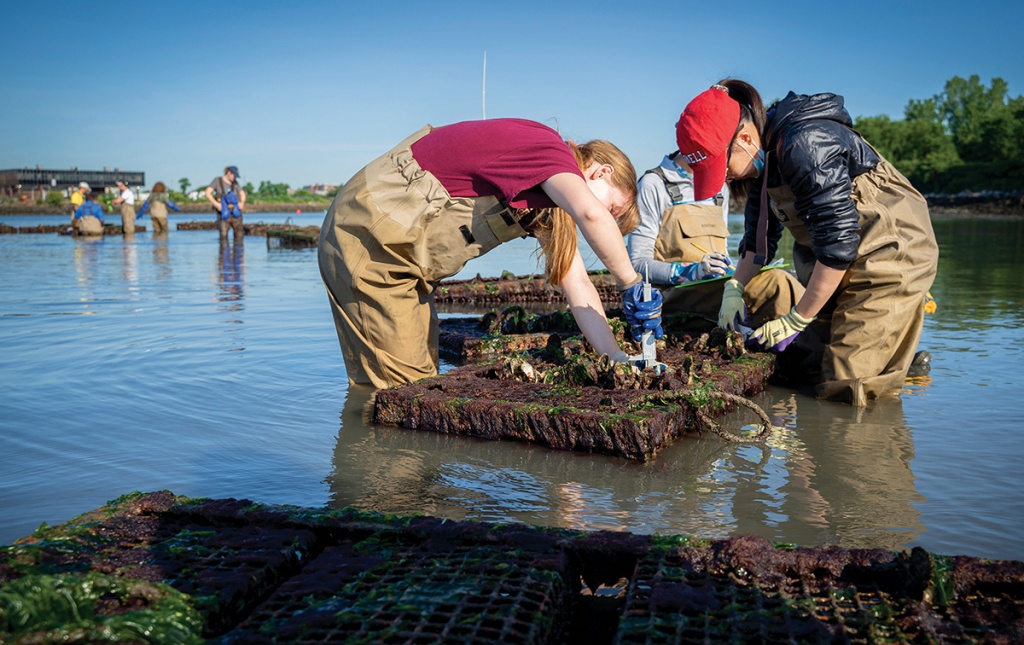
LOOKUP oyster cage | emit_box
[1,492,1021,644]
[435,271,621,306]
[378,316,773,461]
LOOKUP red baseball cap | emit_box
[675,85,740,201]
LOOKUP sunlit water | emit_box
[1,212,1021,561]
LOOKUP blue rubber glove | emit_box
[749,307,815,352]
[669,252,733,284]
[718,279,748,330]
[621,282,664,342]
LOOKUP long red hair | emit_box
[535,140,638,285]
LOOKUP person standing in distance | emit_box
[205,165,246,241]
[112,179,137,235]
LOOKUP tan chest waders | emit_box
[653,201,803,326]
[766,156,938,405]
[150,201,168,233]
[318,125,530,388]
[120,202,136,234]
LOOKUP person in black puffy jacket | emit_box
[674,78,938,406]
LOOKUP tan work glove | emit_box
[718,279,747,330]
[750,307,815,351]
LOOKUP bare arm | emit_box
[731,252,762,285]
[205,186,220,211]
[795,261,845,318]
[560,251,620,357]
[540,172,640,289]
[238,188,246,209]
[735,252,844,319]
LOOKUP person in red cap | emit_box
[675,78,938,406]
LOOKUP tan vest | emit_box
[652,202,729,263]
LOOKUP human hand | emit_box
[605,350,631,364]
[718,279,748,330]
[700,252,733,278]
[669,253,732,284]
[749,307,815,352]
[620,282,664,342]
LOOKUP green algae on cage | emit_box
[0,571,204,644]
[377,323,776,460]
[2,491,1022,643]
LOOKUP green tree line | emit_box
[168,178,339,204]
[853,75,1024,193]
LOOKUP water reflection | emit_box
[121,235,138,286]
[217,238,245,311]
[736,393,923,549]
[152,234,171,281]
[327,386,922,551]
[73,235,103,310]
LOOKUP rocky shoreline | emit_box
[922,191,1024,217]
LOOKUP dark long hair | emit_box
[717,78,767,203]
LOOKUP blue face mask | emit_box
[741,144,766,177]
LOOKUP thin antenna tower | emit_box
[482,51,487,119]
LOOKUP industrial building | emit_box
[0,166,145,198]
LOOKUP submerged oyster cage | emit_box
[435,271,621,305]
[1,492,1021,643]
[381,310,774,460]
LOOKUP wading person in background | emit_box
[630,150,803,331]
[675,79,938,406]
[137,182,180,235]
[112,179,136,235]
[71,191,105,236]
[205,165,246,242]
[318,118,663,389]
[69,182,90,222]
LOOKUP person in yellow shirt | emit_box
[69,182,90,222]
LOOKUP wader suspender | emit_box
[644,167,686,204]
[753,152,770,267]
[643,166,725,206]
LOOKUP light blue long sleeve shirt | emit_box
[627,154,729,285]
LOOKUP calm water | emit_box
[1,212,1022,562]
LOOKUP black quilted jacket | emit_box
[739,91,880,269]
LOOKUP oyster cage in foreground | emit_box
[375,316,775,461]
[1,491,1021,644]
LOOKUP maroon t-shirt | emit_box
[410,118,583,209]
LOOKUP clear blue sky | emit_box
[2,0,1020,190]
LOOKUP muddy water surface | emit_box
[1,213,1021,561]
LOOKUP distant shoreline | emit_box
[1,195,1022,218]
[922,192,1024,218]
[0,201,331,216]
